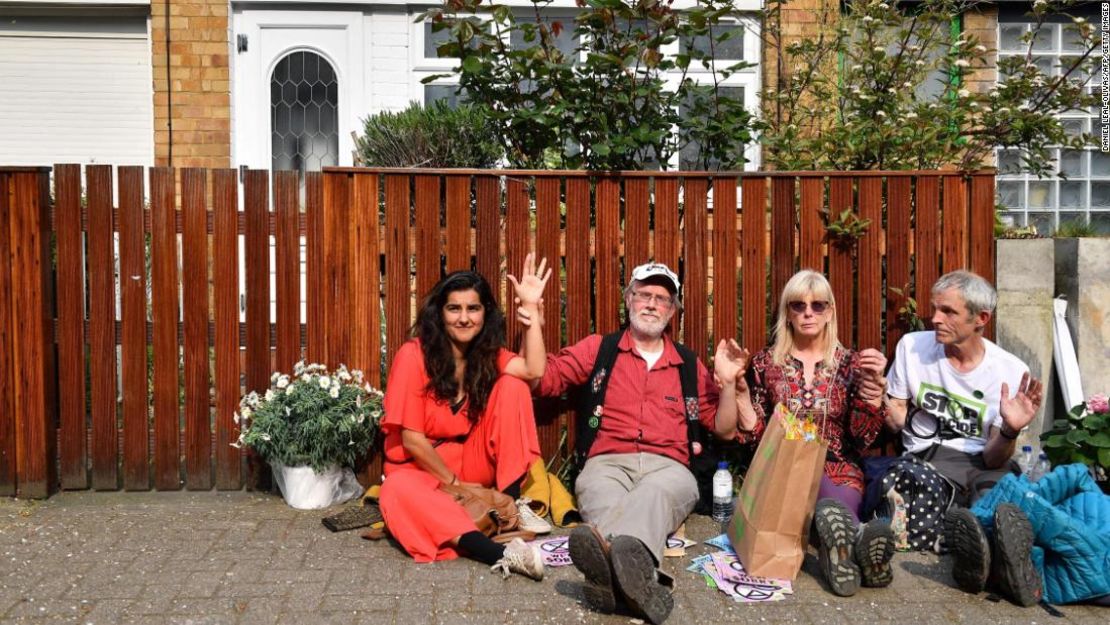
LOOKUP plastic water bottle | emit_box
[1018,445,1035,477]
[711,461,733,524]
[1031,453,1052,482]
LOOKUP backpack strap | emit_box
[574,331,624,465]
[673,343,725,514]
[673,342,703,463]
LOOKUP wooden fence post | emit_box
[0,167,56,498]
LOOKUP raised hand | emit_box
[507,253,552,308]
[1000,372,1043,433]
[713,338,750,387]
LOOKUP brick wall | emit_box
[370,10,416,113]
[762,0,840,120]
[963,5,999,95]
[762,0,842,166]
[766,2,1001,167]
[151,1,232,169]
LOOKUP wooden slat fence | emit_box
[0,166,995,496]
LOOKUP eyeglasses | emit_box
[787,300,830,314]
[630,290,675,307]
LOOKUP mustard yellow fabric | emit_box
[521,458,580,527]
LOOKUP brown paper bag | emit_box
[728,405,827,580]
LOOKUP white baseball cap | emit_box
[629,262,681,294]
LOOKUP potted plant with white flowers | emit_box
[234,361,384,509]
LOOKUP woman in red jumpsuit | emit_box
[379,255,551,579]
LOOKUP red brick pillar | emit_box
[152,1,233,169]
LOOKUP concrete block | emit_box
[1055,238,1110,403]
[996,238,1056,442]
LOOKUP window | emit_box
[409,10,761,170]
[270,51,338,175]
[676,17,759,171]
[423,19,481,59]
[423,84,467,108]
[415,17,485,108]
[423,20,451,59]
[996,14,1104,233]
[511,13,577,60]
[680,23,744,60]
[679,86,745,170]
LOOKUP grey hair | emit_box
[931,270,997,316]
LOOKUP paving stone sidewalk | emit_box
[0,491,1104,625]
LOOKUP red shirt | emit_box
[534,330,720,465]
[381,339,517,466]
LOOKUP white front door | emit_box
[232,9,364,171]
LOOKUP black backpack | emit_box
[574,330,721,515]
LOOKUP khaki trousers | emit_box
[575,452,698,563]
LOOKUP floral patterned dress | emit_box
[737,346,886,492]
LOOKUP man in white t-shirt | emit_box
[885,270,1042,500]
[883,270,1045,606]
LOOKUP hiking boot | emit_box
[609,535,674,625]
[490,537,544,581]
[944,506,990,594]
[813,498,861,597]
[569,524,617,612]
[991,503,1042,607]
[855,518,895,588]
[515,497,553,534]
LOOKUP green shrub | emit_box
[1053,220,1099,238]
[1041,395,1110,480]
[425,0,754,171]
[355,101,503,168]
[235,362,383,472]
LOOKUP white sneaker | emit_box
[515,497,553,534]
[491,537,544,581]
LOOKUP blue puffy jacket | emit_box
[971,463,1110,605]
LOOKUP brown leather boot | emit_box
[569,524,617,612]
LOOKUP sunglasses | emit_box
[787,300,830,314]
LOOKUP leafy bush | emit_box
[1053,220,1099,238]
[355,101,503,168]
[822,208,872,245]
[760,0,1098,173]
[1041,394,1110,480]
[424,0,754,170]
[235,362,383,472]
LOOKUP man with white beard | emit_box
[532,262,740,625]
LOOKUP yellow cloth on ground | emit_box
[361,484,385,531]
[521,458,581,527]
[362,484,381,503]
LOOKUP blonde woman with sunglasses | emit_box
[716,269,894,597]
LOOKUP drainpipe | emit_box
[165,0,173,167]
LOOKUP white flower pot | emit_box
[271,462,363,510]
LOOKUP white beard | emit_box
[629,311,668,338]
